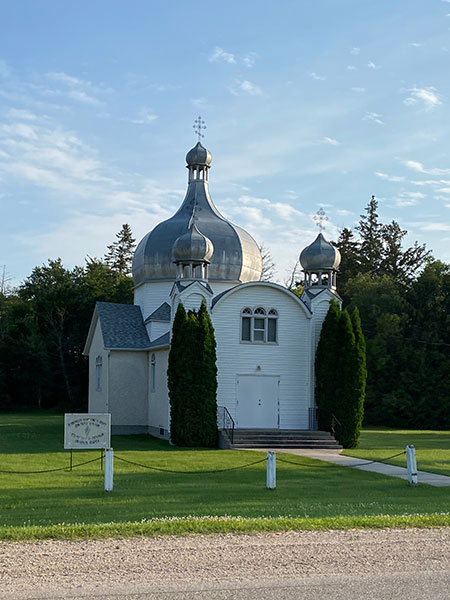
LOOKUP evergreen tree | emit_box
[315,300,341,431]
[167,302,187,445]
[334,227,361,294]
[315,303,366,447]
[167,300,218,447]
[355,195,384,275]
[104,224,136,275]
[259,243,276,282]
[197,300,218,447]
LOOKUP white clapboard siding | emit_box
[212,284,314,430]
[88,319,109,414]
[146,321,170,342]
[148,349,169,432]
[134,281,173,321]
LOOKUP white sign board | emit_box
[64,413,111,449]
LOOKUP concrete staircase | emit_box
[226,429,342,450]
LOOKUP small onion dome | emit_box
[172,223,214,264]
[300,233,341,271]
[186,141,212,167]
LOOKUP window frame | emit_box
[150,353,156,393]
[95,355,102,392]
[240,307,278,345]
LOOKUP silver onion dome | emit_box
[299,233,341,271]
[132,142,262,286]
[172,223,214,263]
[186,141,212,167]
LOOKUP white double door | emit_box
[236,375,280,428]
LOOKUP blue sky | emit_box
[1,0,450,286]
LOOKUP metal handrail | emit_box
[217,405,235,444]
[330,412,342,438]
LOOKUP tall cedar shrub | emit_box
[315,300,341,431]
[333,310,360,448]
[315,302,366,448]
[167,300,218,447]
[167,302,186,445]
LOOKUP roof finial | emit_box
[313,207,328,232]
[193,116,206,142]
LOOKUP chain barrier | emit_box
[277,450,406,469]
[0,451,408,476]
[0,456,102,474]
[114,454,266,474]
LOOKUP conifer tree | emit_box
[104,224,136,275]
[315,302,366,447]
[167,300,218,447]
[333,310,363,448]
[315,300,341,431]
[167,302,186,445]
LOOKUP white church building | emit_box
[83,138,341,440]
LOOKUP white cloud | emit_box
[242,52,257,68]
[7,108,38,121]
[394,191,425,207]
[272,202,303,219]
[191,97,209,109]
[336,209,353,216]
[346,65,357,71]
[322,136,340,146]
[209,47,236,64]
[68,89,102,106]
[45,71,111,106]
[363,111,384,125]
[351,87,365,93]
[367,61,380,69]
[403,86,442,110]
[375,171,405,182]
[229,80,262,96]
[309,72,326,81]
[419,222,450,231]
[403,160,450,176]
[0,59,12,78]
[350,48,360,55]
[409,42,425,48]
[239,195,271,206]
[125,107,158,124]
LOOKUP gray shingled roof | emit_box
[149,331,170,347]
[145,302,171,323]
[96,302,150,349]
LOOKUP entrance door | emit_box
[236,375,279,428]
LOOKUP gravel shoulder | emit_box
[1,528,449,598]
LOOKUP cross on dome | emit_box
[313,207,328,231]
[193,116,206,141]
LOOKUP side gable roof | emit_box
[96,302,150,350]
[144,302,171,323]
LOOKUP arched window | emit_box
[150,353,156,393]
[240,308,278,344]
[95,356,102,392]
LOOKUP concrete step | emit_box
[226,429,342,450]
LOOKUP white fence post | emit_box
[266,451,276,489]
[104,447,114,492]
[406,445,418,486]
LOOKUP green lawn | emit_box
[0,413,449,539]
[342,428,450,477]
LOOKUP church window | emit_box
[240,307,278,344]
[150,354,156,393]
[95,356,102,391]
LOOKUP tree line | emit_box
[0,226,135,411]
[334,197,449,429]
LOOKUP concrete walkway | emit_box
[258,448,450,487]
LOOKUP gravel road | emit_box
[1,528,449,599]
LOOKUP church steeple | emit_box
[172,214,214,281]
[300,233,341,290]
